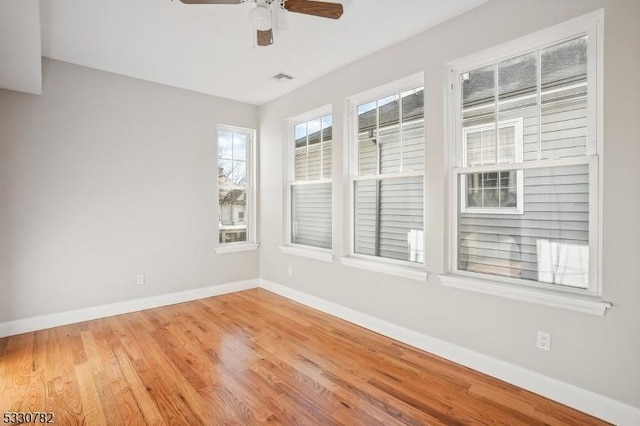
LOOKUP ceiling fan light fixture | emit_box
[249,6,272,31]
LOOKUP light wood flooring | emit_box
[0,288,608,425]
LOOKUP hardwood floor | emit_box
[0,288,607,425]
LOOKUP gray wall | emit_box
[259,0,640,409]
[0,59,259,322]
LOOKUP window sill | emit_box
[215,243,259,254]
[279,245,333,263]
[339,257,427,282]
[439,274,612,316]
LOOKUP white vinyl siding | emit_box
[352,86,425,264]
[459,164,590,287]
[290,114,332,249]
[291,182,332,249]
[355,176,423,262]
[448,18,601,296]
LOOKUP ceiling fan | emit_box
[178,0,344,46]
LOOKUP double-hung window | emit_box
[217,125,255,247]
[350,80,425,265]
[444,11,609,314]
[288,114,333,250]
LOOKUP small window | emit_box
[350,84,425,264]
[218,125,254,245]
[289,113,332,249]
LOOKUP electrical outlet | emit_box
[287,266,293,277]
[136,273,145,286]
[536,331,551,351]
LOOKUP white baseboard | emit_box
[2,277,637,425]
[0,279,259,338]
[258,279,640,426]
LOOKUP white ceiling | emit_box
[6,0,488,105]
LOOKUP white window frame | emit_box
[215,124,258,254]
[341,73,428,280]
[280,105,333,262]
[442,10,611,315]
[461,118,524,214]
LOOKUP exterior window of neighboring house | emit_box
[218,126,254,245]
[289,114,332,249]
[461,118,524,213]
[351,84,425,264]
[444,11,604,305]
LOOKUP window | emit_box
[445,11,605,306]
[350,82,425,265]
[217,125,254,245]
[461,118,524,213]
[288,113,332,250]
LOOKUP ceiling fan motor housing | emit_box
[249,5,272,31]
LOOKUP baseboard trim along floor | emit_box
[0,279,259,339]
[1,278,638,425]
[258,279,640,426]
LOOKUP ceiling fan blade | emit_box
[257,29,274,46]
[283,0,343,19]
[179,0,242,4]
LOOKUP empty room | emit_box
[1,0,639,424]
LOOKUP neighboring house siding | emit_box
[522,98,588,161]
[355,176,423,261]
[295,141,332,179]
[291,182,332,249]
[355,120,425,261]
[459,96,589,284]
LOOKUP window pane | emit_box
[498,52,537,107]
[322,115,332,179]
[481,129,496,165]
[218,159,232,184]
[358,101,377,134]
[540,36,588,160]
[465,171,518,209]
[376,94,400,175]
[378,94,399,126]
[354,176,424,263]
[219,188,247,243]
[358,139,377,175]
[380,125,400,174]
[462,64,496,126]
[401,88,425,171]
[322,141,332,179]
[232,132,247,161]
[458,164,589,288]
[231,160,246,185]
[322,115,332,142]
[466,131,482,166]
[498,126,516,164]
[291,183,332,249]
[295,123,307,148]
[308,118,322,146]
[307,144,321,180]
[541,36,587,92]
[218,131,233,160]
[295,148,306,181]
[378,94,401,174]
